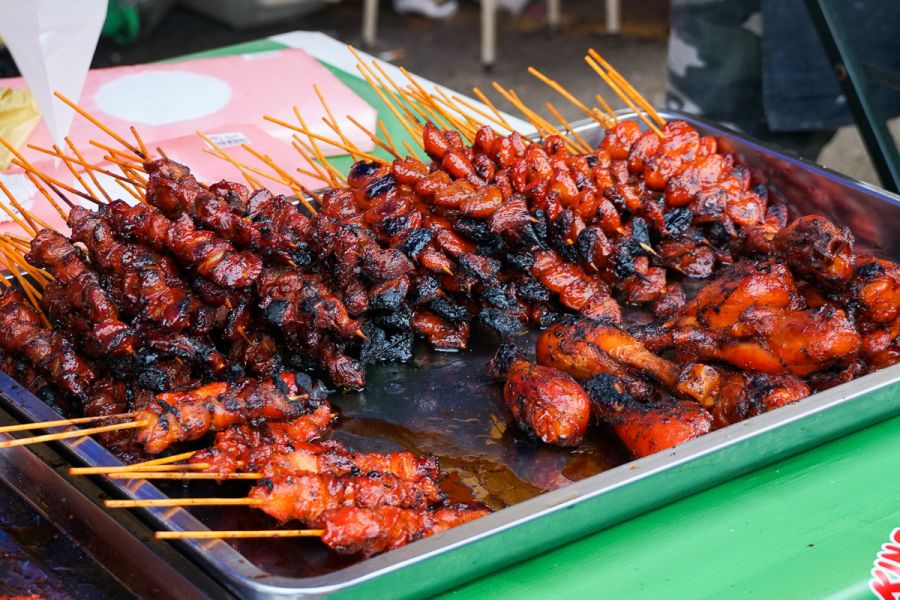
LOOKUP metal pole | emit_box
[481,0,497,69]
[363,0,379,49]
[606,0,621,34]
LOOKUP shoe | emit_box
[393,0,459,19]
[498,0,529,15]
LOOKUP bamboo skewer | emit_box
[402,87,452,132]
[11,157,98,206]
[22,172,71,226]
[291,108,345,187]
[52,144,100,203]
[88,140,146,168]
[133,450,198,467]
[346,115,399,159]
[266,116,386,166]
[107,497,263,508]
[490,83,582,153]
[449,93,512,134]
[291,139,333,185]
[238,144,321,214]
[544,102,592,152]
[0,181,39,236]
[397,68,461,132]
[508,89,583,153]
[584,56,662,137]
[53,92,143,157]
[69,451,201,475]
[593,94,619,124]
[115,161,148,186]
[418,93,471,138]
[102,152,147,177]
[157,529,323,540]
[3,234,33,249]
[0,254,46,320]
[0,138,92,206]
[403,89,454,134]
[0,420,147,449]
[65,136,112,202]
[71,463,211,475]
[0,246,49,288]
[106,471,262,480]
[197,130,263,190]
[369,61,432,132]
[587,49,665,126]
[0,240,51,286]
[471,87,515,131]
[27,176,73,224]
[0,412,139,434]
[69,460,202,475]
[314,84,365,163]
[201,148,289,192]
[377,119,402,158]
[290,107,348,186]
[426,90,479,141]
[130,126,150,158]
[27,145,142,188]
[347,48,422,145]
[396,141,414,159]
[114,179,145,203]
[527,66,613,129]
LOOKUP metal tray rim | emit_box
[1,110,899,597]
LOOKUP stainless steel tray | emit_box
[2,111,899,599]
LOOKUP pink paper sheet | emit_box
[0,48,375,234]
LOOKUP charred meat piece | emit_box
[530,250,622,322]
[0,288,96,402]
[25,229,135,357]
[317,506,488,556]
[412,310,470,350]
[773,215,855,290]
[247,470,445,523]
[585,374,712,458]
[134,372,321,453]
[537,317,679,391]
[487,344,590,446]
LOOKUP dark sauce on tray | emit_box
[154,334,630,579]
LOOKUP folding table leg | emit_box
[481,0,498,69]
[548,0,561,31]
[606,0,621,34]
[363,0,379,48]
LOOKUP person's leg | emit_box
[665,0,835,163]
[739,129,836,163]
[665,0,767,134]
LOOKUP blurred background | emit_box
[0,0,898,185]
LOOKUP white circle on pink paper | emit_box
[94,71,232,126]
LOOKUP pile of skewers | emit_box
[0,46,896,556]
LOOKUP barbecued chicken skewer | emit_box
[315,506,488,556]
[134,372,327,453]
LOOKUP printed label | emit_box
[205,131,251,149]
[871,528,900,599]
